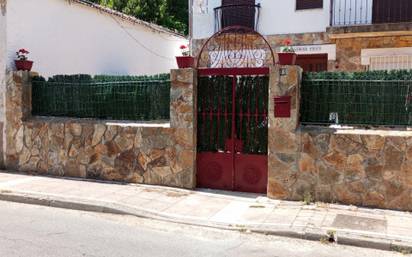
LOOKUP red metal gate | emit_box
[196,68,269,194]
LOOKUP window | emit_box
[296,0,323,10]
[221,0,256,29]
[369,55,412,71]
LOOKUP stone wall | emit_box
[268,66,412,211]
[192,32,412,72]
[6,66,412,211]
[298,128,412,210]
[332,35,412,71]
[4,70,197,189]
[0,0,6,167]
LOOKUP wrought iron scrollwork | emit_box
[196,26,276,69]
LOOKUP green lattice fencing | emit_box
[32,74,170,121]
[301,70,412,126]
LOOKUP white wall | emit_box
[259,0,330,35]
[193,0,331,39]
[192,0,373,39]
[7,0,188,77]
[192,0,220,39]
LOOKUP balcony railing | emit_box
[214,4,261,32]
[330,0,412,27]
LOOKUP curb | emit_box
[0,190,411,253]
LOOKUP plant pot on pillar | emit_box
[277,39,297,65]
[176,44,194,68]
[14,48,34,71]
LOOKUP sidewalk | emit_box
[0,172,411,252]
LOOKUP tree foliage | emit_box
[89,0,188,34]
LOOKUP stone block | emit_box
[267,178,289,199]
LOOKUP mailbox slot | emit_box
[274,96,291,118]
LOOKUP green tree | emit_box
[89,0,188,34]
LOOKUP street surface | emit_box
[0,201,406,257]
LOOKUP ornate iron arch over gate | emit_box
[196,26,274,194]
[196,26,275,71]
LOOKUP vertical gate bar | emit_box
[238,76,243,142]
[255,77,259,153]
[224,77,229,151]
[245,77,248,144]
[247,76,252,153]
[208,77,214,150]
[231,76,237,189]
[263,76,268,154]
[202,79,208,151]
[217,77,222,151]
[258,77,263,153]
[252,76,257,153]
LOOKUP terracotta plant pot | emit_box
[15,60,34,71]
[278,53,297,65]
[176,56,194,68]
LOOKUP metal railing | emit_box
[330,0,373,26]
[330,0,412,27]
[214,4,261,32]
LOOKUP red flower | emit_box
[180,45,187,50]
[283,39,292,46]
[18,49,29,54]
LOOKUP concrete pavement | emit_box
[0,201,403,257]
[0,172,411,253]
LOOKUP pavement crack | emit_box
[44,231,67,237]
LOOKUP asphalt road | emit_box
[0,201,406,257]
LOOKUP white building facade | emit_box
[190,0,412,72]
[5,0,188,77]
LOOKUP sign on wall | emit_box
[280,44,336,60]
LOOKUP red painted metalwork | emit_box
[197,153,233,191]
[196,26,276,69]
[197,71,269,194]
[198,67,269,76]
[234,155,267,193]
[196,26,272,194]
[274,96,292,118]
[176,56,194,68]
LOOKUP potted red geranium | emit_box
[278,39,297,65]
[176,45,194,68]
[15,48,33,71]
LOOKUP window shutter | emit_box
[373,0,412,24]
[296,0,323,10]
